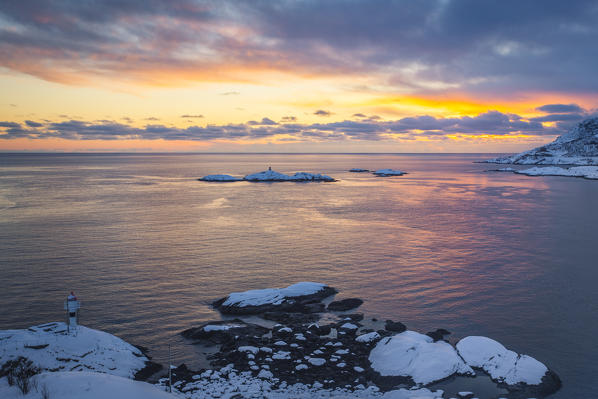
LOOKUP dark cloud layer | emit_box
[1,1,597,93]
[536,104,585,114]
[1,108,586,143]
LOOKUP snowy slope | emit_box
[486,117,598,165]
[0,372,177,399]
[0,322,148,378]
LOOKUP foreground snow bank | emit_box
[162,364,444,399]
[0,372,176,399]
[369,331,473,385]
[0,322,148,379]
[456,336,548,385]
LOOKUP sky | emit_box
[1,0,597,153]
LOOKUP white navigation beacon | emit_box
[64,291,81,333]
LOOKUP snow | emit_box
[244,170,335,182]
[0,372,175,399]
[349,168,370,172]
[514,165,598,179]
[0,322,148,379]
[238,346,259,354]
[221,282,330,307]
[456,336,548,385]
[369,331,474,385]
[162,366,446,399]
[272,351,291,360]
[307,358,326,366]
[203,324,241,331]
[257,369,274,379]
[340,323,358,330]
[199,174,243,182]
[485,117,598,165]
[373,169,406,176]
[356,332,381,343]
[201,169,335,182]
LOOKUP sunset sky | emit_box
[1,0,597,152]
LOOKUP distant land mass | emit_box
[486,117,598,165]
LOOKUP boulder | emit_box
[327,298,364,311]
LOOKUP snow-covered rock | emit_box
[486,117,598,165]
[0,372,175,399]
[0,322,149,379]
[456,336,548,385]
[198,174,243,182]
[373,169,406,176]
[244,169,335,182]
[212,282,337,314]
[514,165,598,179]
[356,332,381,343]
[369,331,473,385]
[307,358,326,366]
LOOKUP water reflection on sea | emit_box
[1,153,597,397]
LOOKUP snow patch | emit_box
[456,336,548,385]
[369,331,473,385]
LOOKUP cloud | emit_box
[221,91,240,96]
[25,120,43,127]
[530,113,585,122]
[181,114,204,118]
[536,103,585,113]
[281,116,297,122]
[1,110,576,143]
[1,1,597,95]
[314,110,332,117]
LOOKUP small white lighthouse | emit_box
[64,291,80,334]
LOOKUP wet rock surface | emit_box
[327,298,364,311]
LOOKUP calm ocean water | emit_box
[0,153,597,397]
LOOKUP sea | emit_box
[0,153,597,398]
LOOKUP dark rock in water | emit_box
[426,328,451,342]
[498,369,562,399]
[134,360,163,381]
[262,312,320,324]
[385,320,406,333]
[342,313,364,322]
[212,284,337,315]
[181,319,269,344]
[327,298,364,311]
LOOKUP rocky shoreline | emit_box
[172,283,561,399]
[0,284,562,398]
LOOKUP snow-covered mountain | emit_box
[486,117,598,165]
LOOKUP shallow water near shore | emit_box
[1,153,597,397]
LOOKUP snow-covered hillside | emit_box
[486,117,598,165]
